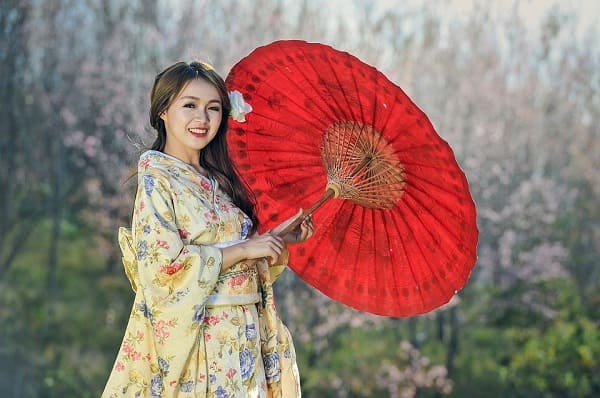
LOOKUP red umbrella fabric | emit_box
[225,40,478,317]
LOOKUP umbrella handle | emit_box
[277,187,336,237]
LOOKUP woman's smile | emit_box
[188,126,209,137]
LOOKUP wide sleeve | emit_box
[132,172,222,336]
[269,248,289,282]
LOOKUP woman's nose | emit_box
[193,109,209,122]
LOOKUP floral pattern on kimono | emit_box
[103,150,300,398]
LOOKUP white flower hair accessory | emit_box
[228,90,253,122]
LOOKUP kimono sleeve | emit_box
[269,248,289,282]
[132,172,222,325]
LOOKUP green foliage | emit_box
[0,219,132,397]
[300,327,392,396]
[297,326,451,397]
[506,317,600,397]
[450,279,600,397]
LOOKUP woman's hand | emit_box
[242,233,286,264]
[220,209,315,271]
[271,209,315,244]
[221,232,286,269]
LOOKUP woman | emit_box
[103,61,313,397]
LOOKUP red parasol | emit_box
[225,40,478,317]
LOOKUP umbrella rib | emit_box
[236,54,330,130]
[400,160,464,172]
[402,196,455,301]
[267,44,352,127]
[251,105,324,133]
[244,147,320,156]
[369,208,390,310]
[353,205,367,298]
[242,148,320,158]
[319,200,353,293]
[378,81,408,138]
[404,188,464,248]
[298,44,351,121]
[407,179,473,229]
[244,160,321,170]
[378,208,406,314]
[401,199,439,305]
[406,171,469,200]
[319,49,361,123]
[408,181,471,257]
[368,69,394,152]
[238,60,333,131]
[389,198,427,311]
[241,45,327,124]
[341,51,365,123]
[392,143,438,153]
[378,210,396,310]
[311,49,381,168]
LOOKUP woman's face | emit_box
[160,78,223,163]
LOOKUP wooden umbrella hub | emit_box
[278,121,406,236]
[322,121,406,209]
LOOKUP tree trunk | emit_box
[41,114,64,347]
[445,307,459,376]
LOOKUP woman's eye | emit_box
[209,106,221,112]
[184,103,195,108]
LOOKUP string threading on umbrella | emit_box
[278,121,406,236]
[322,121,406,208]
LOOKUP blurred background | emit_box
[1,0,599,396]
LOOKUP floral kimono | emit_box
[103,150,301,398]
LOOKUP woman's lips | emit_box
[188,127,207,137]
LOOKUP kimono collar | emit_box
[138,150,208,180]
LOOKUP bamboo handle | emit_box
[277,188,336,237]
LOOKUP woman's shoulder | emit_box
[136,150,175,187]
[136,150,207,195]
[138,150,166,172]
[138,150,184,177]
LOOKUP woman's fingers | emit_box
[267,208,317,244]
[296,214,315,241]
[262,234,285,265]
[243,233,285,263]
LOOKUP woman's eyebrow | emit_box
[179,95,221,104]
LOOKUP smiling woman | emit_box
[159,78,223,172]
[102,61,314,398]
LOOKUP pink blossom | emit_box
[203,316,220,326]
[228,274,246,288]
[226,368,237,379]
[200,179,211,191]
[156,240,170,249]
[154,320,171,340]
[160,262,183,275]
[139,158,151,169]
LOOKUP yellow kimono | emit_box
[103,150,300,398]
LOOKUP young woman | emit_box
[103,61,313,398]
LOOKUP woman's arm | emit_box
[221,208,314,271]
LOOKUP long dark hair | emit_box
[149,61,258,233]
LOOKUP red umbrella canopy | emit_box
[225,40,478,317]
